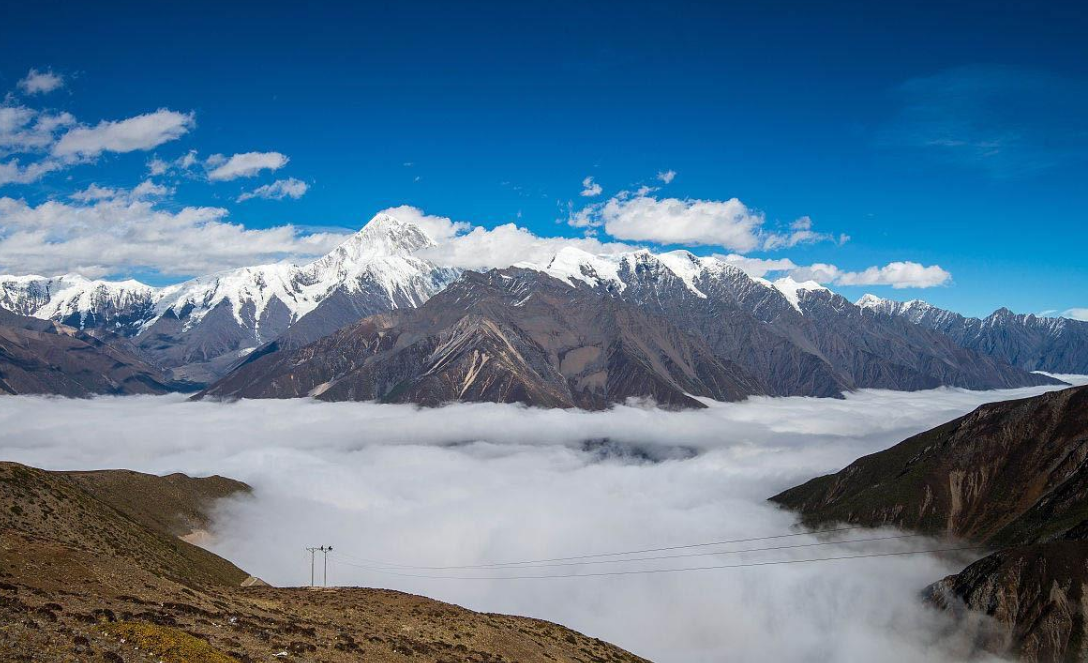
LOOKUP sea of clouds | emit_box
[2,379,1084,662]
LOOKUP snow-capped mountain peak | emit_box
[772,276,828,312]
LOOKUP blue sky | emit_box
[0,0,1085,318]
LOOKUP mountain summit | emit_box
[0,212,459,382]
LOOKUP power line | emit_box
[333,524,872,570]
[334,531,929,571]
[330,544,987,581]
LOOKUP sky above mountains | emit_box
[0,0,1084,318]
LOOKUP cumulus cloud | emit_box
[17,68,64,95]
[0,196,345,277]
[418,222,634,270]
[580,176,603,197]
[718,254,799,278]
[717,254,950,289]
[0,157,66,186]
[571,194,766,251]
[657,169,676,184]
[52,109,195,157]
[206,151,289,181]
[147,149,200,176]
[70,180,173,203]
[569,193,841,254]
[237,177,309,202]
[1,383,1077,661]
[377,205,471,242]
[792,261,952,289]
[0,105,76,155]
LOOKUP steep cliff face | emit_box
[771,385,1088,662]
[927,541,1088,663]
[770,385,1088,544]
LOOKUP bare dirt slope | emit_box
[0,461,648,663]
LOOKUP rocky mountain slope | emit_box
[202,267,763,408]
[0,213,459,383]
[201,249,1058,407]
[770,385,1088,661]
[0,308,178,396]
[0,461,648,662]
[858,294,1088,375]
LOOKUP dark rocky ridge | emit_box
[770,385,1088,661]
[201,268,762,408]
[859,295,1088,375]
[0,308,179,396]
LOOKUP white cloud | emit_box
[17,68,64,95]
[237,177,309,202]
[1060,308,1088,321]
[52,109,195,157]
[791,261,952,289]
[1,105,74,154]
[69,183,121,202]
[0,383,1077,662]
[0,158,66,186]
[0,196,345,277]
[718,254,799,278]
[657,169,676,184]
[573,194,767,251]
[206,151,289,181]
[580,176,602,197]
[418,222,634,271]
[718,254,950,289]
[70,180,173,204]
[377,205,471,242]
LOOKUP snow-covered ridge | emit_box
[531,246,826,312]
[0,212,456,334]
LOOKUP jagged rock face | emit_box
[0,213,459,381]
[201,268,763,408]
[770,385,1088,544]
[0,308,175,396]
[859,295,1088,374]
[926,542,1088,663]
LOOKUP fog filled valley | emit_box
[4,380,1084,662]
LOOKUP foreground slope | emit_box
[771,385,1088,661]
[0,461,648,662]
[0,309,176,396]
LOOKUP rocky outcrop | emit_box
[927,542,1088,662]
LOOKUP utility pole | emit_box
[321,545,333,587]
[305,547,319,587]
[306,545,333,587]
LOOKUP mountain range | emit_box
[0,211,1081,405]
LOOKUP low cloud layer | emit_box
[2,382,1081,661]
